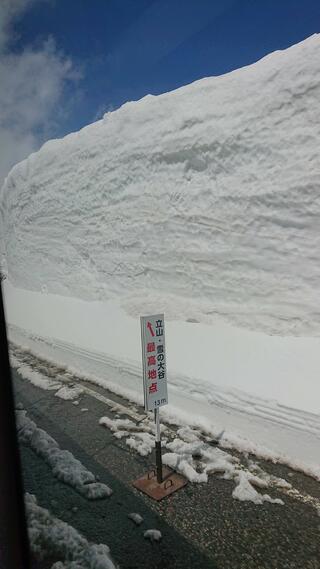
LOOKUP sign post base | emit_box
[132,467,187,501]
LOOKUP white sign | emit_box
[140,314,168,411]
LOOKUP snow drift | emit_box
[2,34,320,335]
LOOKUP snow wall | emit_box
[1,34,320,336]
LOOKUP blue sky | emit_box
[0,0,319,182]
[15,0,320,133]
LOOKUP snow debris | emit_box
[177,426,201,443]
[25,493,117,568]
[144,529,162,542]
[247,459,292,490]
[99,407,288,505]
[113,419,288,505]
[143,418,167,435]
[12,358,62,391]
[17,410,112,499]
[99,416,138,432]
[162,452,208,483]
[163,437,239,484]
[164,436,285,504]
[81,408,89,412]
[10,349,86,408]
[99,415,158,456]
[126,432,156,457]
[232,471,284,505]
[55,386,84,401]
[128,513,143,526]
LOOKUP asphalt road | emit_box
[12,361,320,569]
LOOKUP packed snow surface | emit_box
[2,35,320,335]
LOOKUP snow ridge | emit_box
[25,493,116,568]
[17,409,113,499]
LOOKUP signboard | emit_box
[140,314,168,411]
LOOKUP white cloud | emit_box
[0,0,80,186]
[0,0,40,51]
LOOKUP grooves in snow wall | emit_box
[1,35,320,336]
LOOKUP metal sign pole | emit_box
[154,407,163,483]
[133,313,187,500]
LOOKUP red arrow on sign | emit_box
[147,322,155,337]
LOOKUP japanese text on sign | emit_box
[140,314,168,411]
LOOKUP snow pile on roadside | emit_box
[163,428,285,505]
[10,353,62,391]
[232,471,283,505]
[125,432,158,457]
[99,415,166,457]
[25,493,117,569]
[162,436,234,484]
[17,409,112,499]
[12,351,85,405]
[100,417,286,505]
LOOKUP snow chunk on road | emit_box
[144,529,162,542]
[99,416,137,432]
[17,410,112,499]
[163,437,238,484]
[163,452,208,483]
[232,471,284,505]
[25,493,116,568]
[128,513,143,526]
[126,432,156,457]
[99,415,157,456]
[55,385,84,401]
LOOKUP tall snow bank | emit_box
[2,35,320,335]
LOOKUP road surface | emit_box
[11,346,320,569]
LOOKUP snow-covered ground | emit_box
[5,282,320,415]
[2,35,320,479]
[7,290,320,481]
